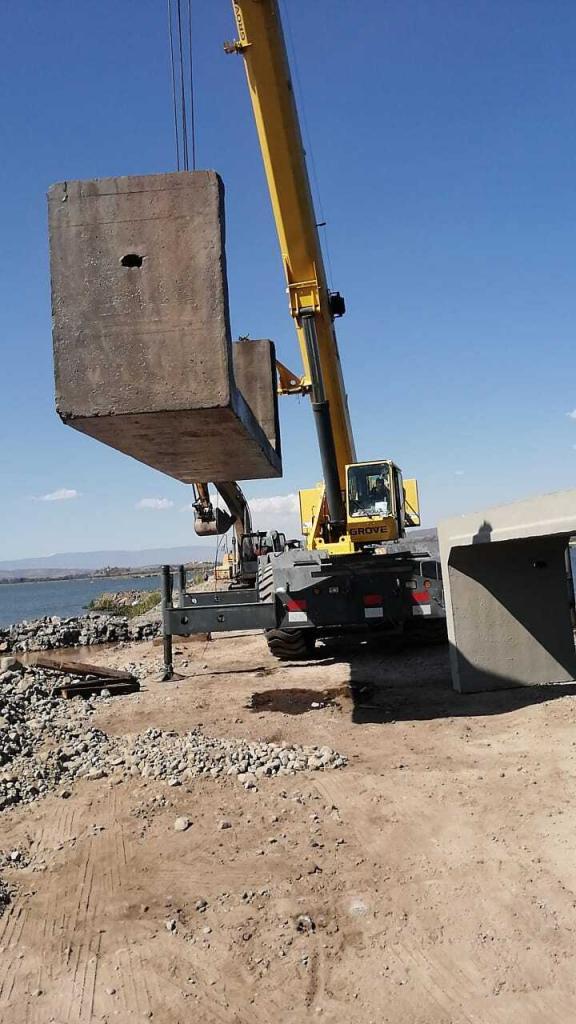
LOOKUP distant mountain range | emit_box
[0,545,213,579]
[0,530,440,582]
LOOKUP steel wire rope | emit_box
[176,0,190,169]
[167,0,181,169]
[187,0,197,169]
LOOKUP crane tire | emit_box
[265,628,315,661]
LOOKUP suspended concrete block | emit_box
[438,489,576,692]
[48,170,281,483]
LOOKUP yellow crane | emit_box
[163,0,444,665]
[225,0,420,555]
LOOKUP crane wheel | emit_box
[265,628,315,661]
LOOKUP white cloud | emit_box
[249,494,299,516]
[454,470,465,477]
[136,497,175,511]
[567,410,576,420]
[38,488,79,502]
[248,493,301,538]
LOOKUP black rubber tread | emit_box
[257,562,275,603]
[265,627,315,661]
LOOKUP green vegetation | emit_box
[87,590,161,618]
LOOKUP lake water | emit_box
[0,575,161,627]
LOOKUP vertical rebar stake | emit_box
[161,564,174,680]
[178,564,186,608]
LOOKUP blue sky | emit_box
[1,0,575,560]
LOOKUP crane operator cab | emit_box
[346,460,419,546]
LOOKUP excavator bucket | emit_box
[193,507,235,537]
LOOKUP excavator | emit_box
[162,0,445,664]
[193,480,287,587]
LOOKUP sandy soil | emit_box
[2,632,576,1023]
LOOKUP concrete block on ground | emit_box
[48,171,281,483]
[439,490,576,692]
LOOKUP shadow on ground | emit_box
[248,684,348,715]
[246,636,576,724]
[341,639,576,724]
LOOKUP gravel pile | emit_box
[0,663,113,810]
[0,666,346,813]
[126,728,346,784]
[0,614,160,654]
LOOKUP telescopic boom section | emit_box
[228,0,356,528]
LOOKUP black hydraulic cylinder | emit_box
[301,312,346,529]
[312,400,346,528]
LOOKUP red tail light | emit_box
[287,598,307,611]
[411,591,430,604]
[363,594,382,607]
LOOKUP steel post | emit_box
[161,564,174,680]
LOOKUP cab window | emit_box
[347,462,392,519]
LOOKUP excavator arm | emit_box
[192,480,252,545]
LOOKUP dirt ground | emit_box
[2,631,576,1024]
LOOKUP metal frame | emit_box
[160,564,277,678]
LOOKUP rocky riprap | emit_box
[0,613,160,654]
[0,662,114,811]
[0,664,346,814]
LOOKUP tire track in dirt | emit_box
[0,905,29,1011]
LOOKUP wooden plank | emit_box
[26,654,133,680]
[55,676,140,699]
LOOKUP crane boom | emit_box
[227,0,356,529]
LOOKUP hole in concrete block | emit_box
[120,253,143,268]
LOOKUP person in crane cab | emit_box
[370,475,390,515]
[348,463,391,517]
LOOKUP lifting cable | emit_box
[167,0,197,171]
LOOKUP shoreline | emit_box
[0,571,161,586]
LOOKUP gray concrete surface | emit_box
[48,171,281,482]
[439,489,576,692]
[232,340,281,460]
